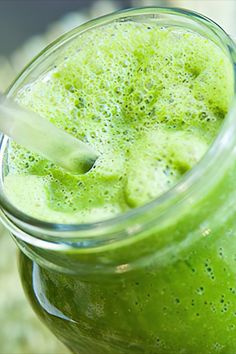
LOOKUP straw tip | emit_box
[80,154,98,174]
[67,152,98,175]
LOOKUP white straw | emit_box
[0,95,98,174]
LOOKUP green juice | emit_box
[3,13,236,354]
[5,22,232,221]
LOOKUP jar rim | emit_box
[1,6,236,250]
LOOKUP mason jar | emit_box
[1,7,236,354]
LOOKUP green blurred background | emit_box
[0,1,235,353]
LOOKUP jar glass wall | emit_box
[1,7,236,354]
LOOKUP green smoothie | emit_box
[3,14,236,354]
[4,21,232,222]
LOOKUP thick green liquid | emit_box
[5,21,236,353]
[5,22,233,222]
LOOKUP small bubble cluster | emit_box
[4,21,234,222]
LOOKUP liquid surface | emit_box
[4,21,233,223]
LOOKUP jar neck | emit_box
[2,103,236,275]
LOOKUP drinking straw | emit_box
[0,95,98,174]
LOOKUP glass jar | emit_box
[1,7,236,354]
